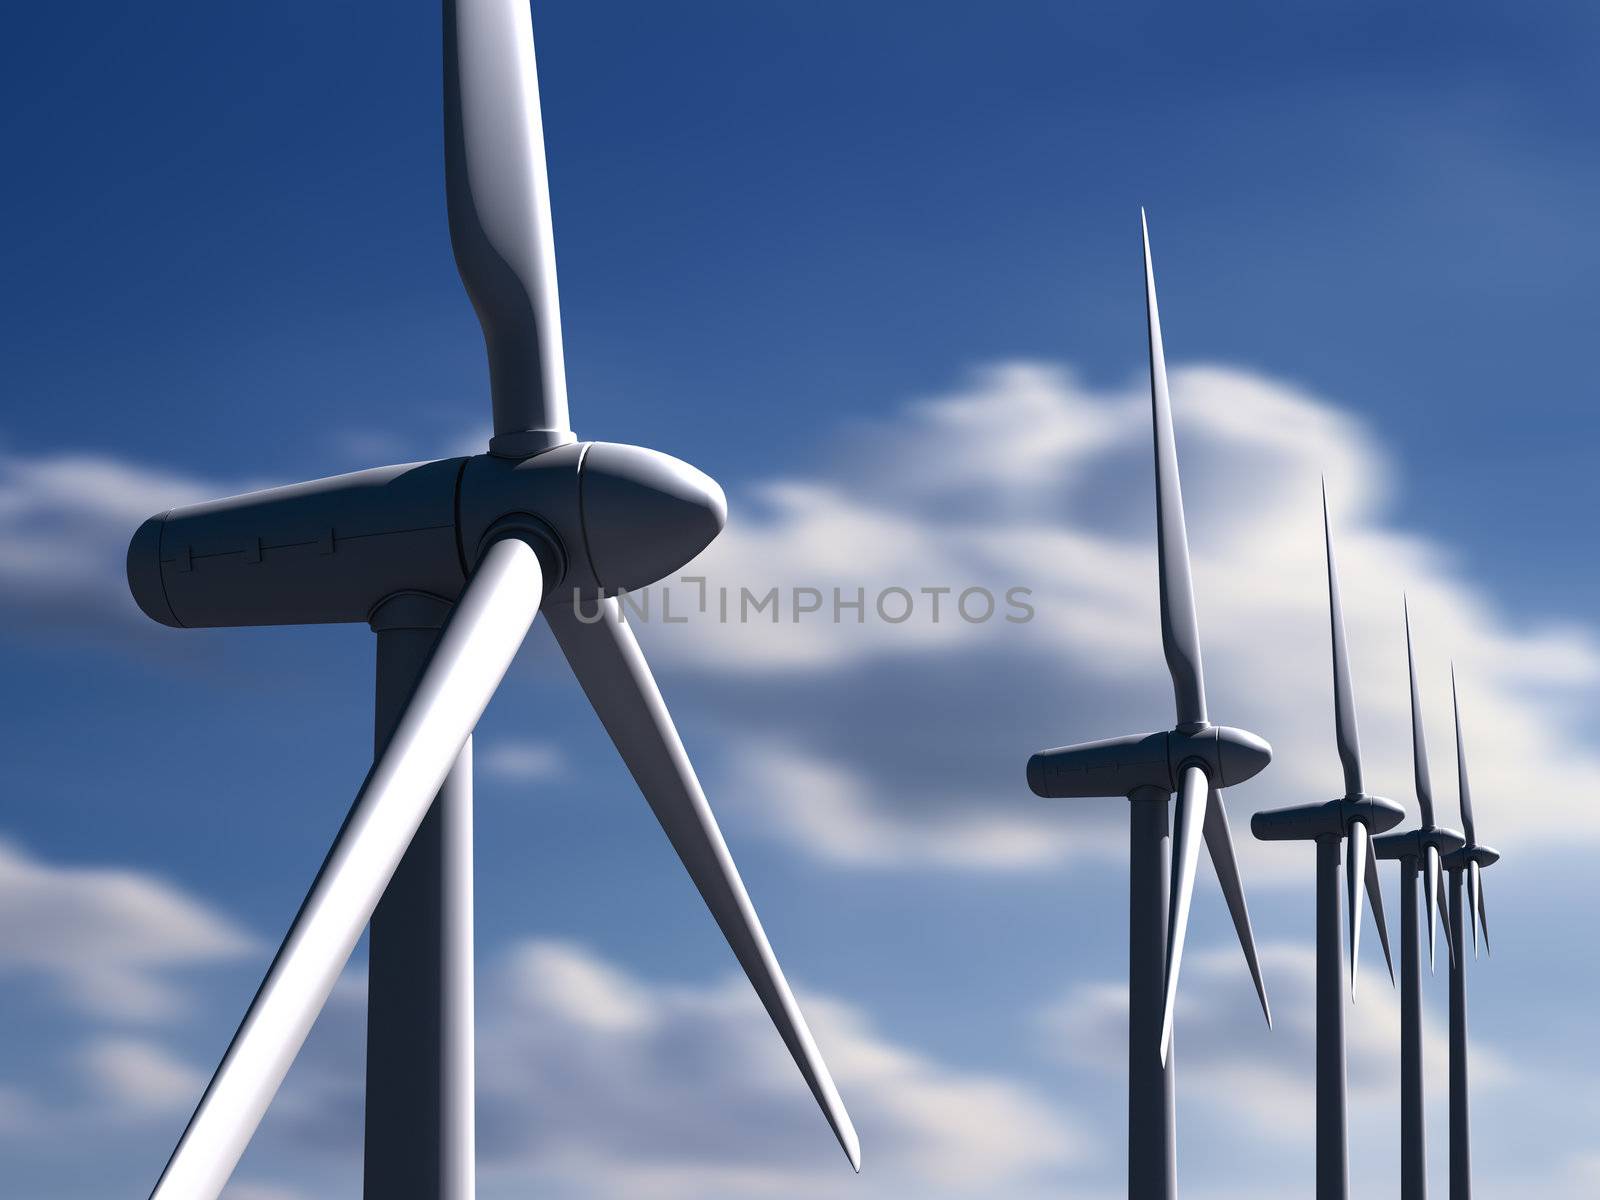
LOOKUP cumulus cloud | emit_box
[6,358,1593,867]
[77,1036,208,1116]
[1042,941,1508,1138]
[242,939,1086,1200]
[478,739,568,783]
[0,837,254,1021]
[608,361,1600,868]
[1039,939,1521,1194]
[0,449,228,631]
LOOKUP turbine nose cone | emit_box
[1026,752,1051,798]
[1216,726,1272,787]
[580,442,727,592]
[1365,794,1407,835]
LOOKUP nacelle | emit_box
[128,459,468,628]
[1373,825,1466,862]
[128,442,726,629]
[1027,724,1271,799]
[1251,794,1406,842]
[1444,842,1501,870]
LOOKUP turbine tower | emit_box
[123,3,859,1197]
[1027,212,1273,1200]
[1373,603,1462,1200]
[1251,488,1401,1200]
[1443,669,1498,1200]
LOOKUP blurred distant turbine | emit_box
[1443,670,1498,1199]
[1252,487,1400,1200]
[123,3,857,1198]
[1374,604,1463,1200]
[1028,213,1272,1200]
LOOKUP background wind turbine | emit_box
[123,3,858,1197]
[1252,488,1401,1200]
[1374,604,1463,1200]
[1027,212,1272,1200]
[1443,669,1498,1200]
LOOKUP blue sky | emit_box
[3,2,1599,1198]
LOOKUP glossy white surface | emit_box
[151,537,543,1200]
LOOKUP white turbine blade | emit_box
[1365,834,1394,985]
[1467,860,1481,959]
[445,0,571,445]
[1141,211,1207,728]
[1476,871,1491,957]
[1405,598,1435,827]
[1424,844,1440,972]
[1438,869,1457,970]
[149,536,544,1200]
[1324,483,1363,797]
[1347,821,1368,996]
[545,598,860,1171]
[1453,667,1477,845]
[1202,785,1270,1026]
[1160,763,1210,1063]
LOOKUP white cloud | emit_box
[473,939,1089,1197]
[0,837,254,1021]
[479,739,568,783]
[0,450,223,629]
[77,1036,208,1116]
[6,358,1593,869]
[610,360,1600,868]
[241,939,1087,1200]
[1039,939,1520,1194]
[1043,941,1509,1140]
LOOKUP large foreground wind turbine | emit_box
[1373,604,1462,1200]
[124,3,858,1198]
[1252,489,1401,1200]
[1028,213,1272,1200]
[1443,669,1498,1200]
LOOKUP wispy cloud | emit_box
[1041,940,1509,1141]
[0,837,254,1021]
[77,1036,208,1116]
[190,940,1088,1200]
[1038,939,1523,1194]
[478,739,568,783]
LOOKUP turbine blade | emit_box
[1468,860,1481,960]
[1424,843,1440,972]
[445,0,572,448]
[1452,667,1476,845]
[1405,598,1435,827]
[1141,211,1207,728]
[1477,873,1491,957]
[1203,785,1271,1027]
[545,598,860,1171]
[148,536,545,1200]
[1160,763,1211,1063]
[1438,869,1457,970]
[1364,834,1394,985]
[1324,483,1363,797]
[1347,821,1368,996]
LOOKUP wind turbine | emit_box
[1027,212,1273,1200]
[123,3,859,1197]
[1251,487,1401,1200]
[1373,602,1462,1200]
[1443,668,1498,1200]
